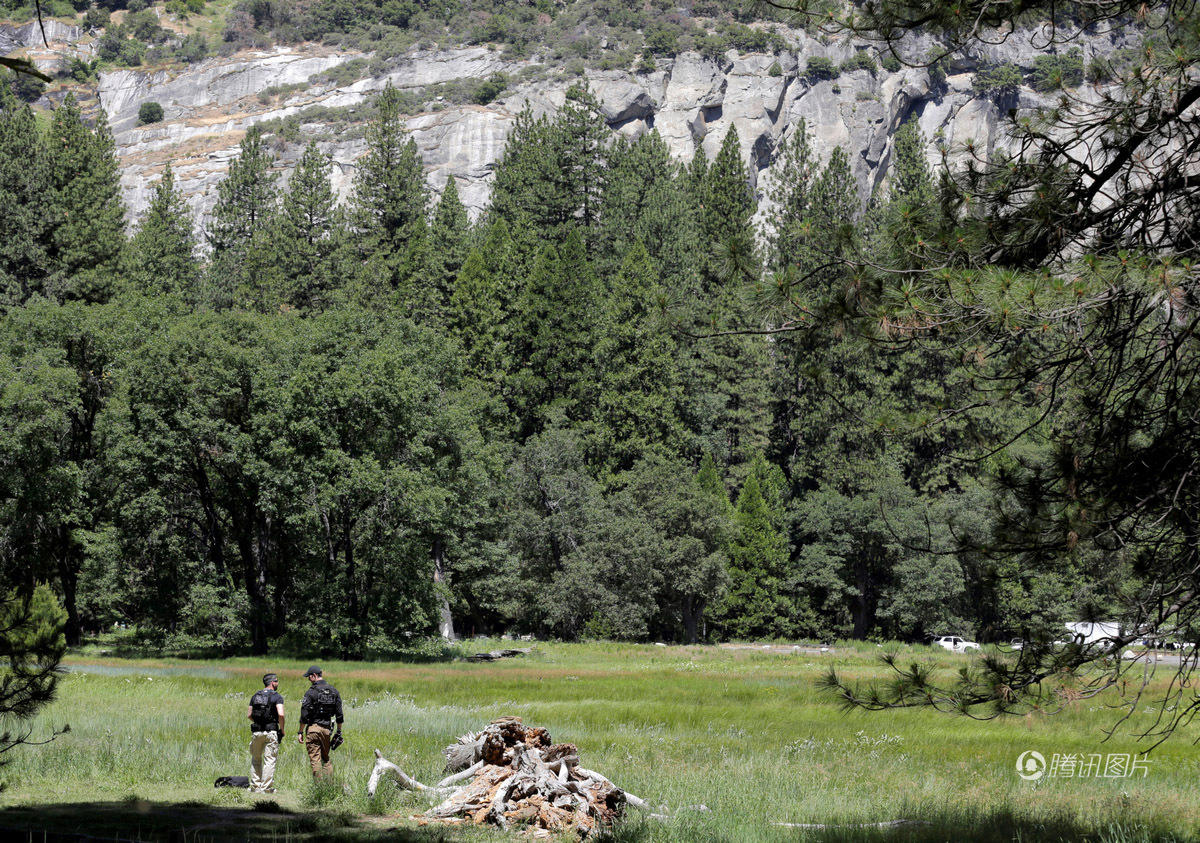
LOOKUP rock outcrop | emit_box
[2,18,1137,234]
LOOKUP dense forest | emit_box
[0,72,1116,657]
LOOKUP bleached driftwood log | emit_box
[773,819,922,830]
[436,759,484,788]
[368,749,437,797]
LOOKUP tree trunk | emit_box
[59,348,100,647]
[192,463,227,581]
[852,553,877,639]
[344,507,365,658]
[232,506,270,655]
[433,537,455,640]
[56,533,82,646]
[682,594,698,645]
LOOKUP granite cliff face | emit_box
[3,19,1133,233]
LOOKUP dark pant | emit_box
[305,725,332,778]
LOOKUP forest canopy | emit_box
[0,80,1031,659]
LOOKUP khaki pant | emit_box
[304,725,332,779]
[249,731,279,792]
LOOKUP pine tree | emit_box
[597,131,701,291]
[872,119,937,273]
[512,228,601,437]
[44,94,125,303]
[746,452,787,528]
[767,146,861,472]
[764,119,818,274]
[810,147,857,240]
[421,176,471,325]
[349,84,428,299]
[490,83,607,244]
[450,249,506,381]
[273,141,343,311]
[700,126,755,292]
[680,126,770,482]
[697,451,732,507]
[206,126,277,308]
[556,84,608,235]
[590,241,685,474]
[448,217,522,387]
[125,164,199,299]
[889,119,933,208]
[713,464,793,639]
[685,145,708,207]
[0,86,49,307]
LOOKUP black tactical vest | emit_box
[312,684,338,721]
[250,689,279,733]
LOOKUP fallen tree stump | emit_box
[369,717,645,838]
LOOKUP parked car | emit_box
[933,635,981,653]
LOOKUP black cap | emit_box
[305,665,322,677]
[262,673,277,685]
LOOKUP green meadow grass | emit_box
[0,642,1196,841]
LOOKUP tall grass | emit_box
[0,642,1196,841]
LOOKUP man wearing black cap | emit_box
[297,666,343,779]
[247,673,285,793]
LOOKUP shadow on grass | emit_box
[0,799,464,842]
[790,815,1190,843]
[603,808,1192,843]
[1,803,1189,843]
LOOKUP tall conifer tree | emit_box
[349,84,428,299]
[874,120,936,272]
[451,249,507,382]
[513,229,600,437]
[889,120,933,209]
[682,126,770,481]
[597,131,700,291]
[206,126,277,308]
[697,451,732,506]
[273,141,343,311]
[713,461,793,639]
[701,127,755,271]
[490,84,607,244]
[449,218,519,386]
[422,176,471,325]
[44,94,124,303]
[809,147,857,241]
[766,144,860,471]
[764,119,818,274]
[0,86,48,306]
[591,241,685,473]
[125,164,199,299]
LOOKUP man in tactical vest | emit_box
[297,665,343,779]
[247,673,285,793]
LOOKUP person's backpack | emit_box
[249,690,279,732]
[313,684,339,720]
